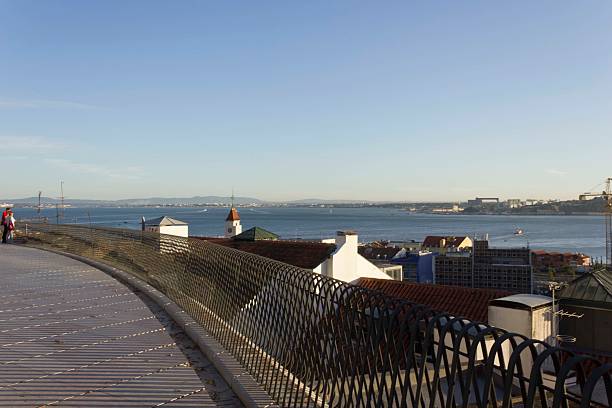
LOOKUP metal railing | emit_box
[20,223,612,407]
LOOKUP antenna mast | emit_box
[547,281,583,346]
[60,181,65,218]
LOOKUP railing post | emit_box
[87,211,94,257]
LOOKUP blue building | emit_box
[358,245,435,284]
[392,252,435,283]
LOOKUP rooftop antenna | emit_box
[545,281,584,346]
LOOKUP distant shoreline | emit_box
[10,203,607,217]
[423,211,607,217]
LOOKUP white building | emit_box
[141,216,189,237]
[488,294,553,382]
[225,207,242,238]
[488,294,553,342]
[316,231,393,283]
[506,199,522,209]
[370,261,403,281]
[208,227,393,284]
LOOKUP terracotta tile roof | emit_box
[226,207,240,221]
[422,235,469,249]
[194,237,336,270]
[356,278,511,322]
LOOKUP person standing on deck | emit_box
[1,207,9,244]
[5,210,15,242]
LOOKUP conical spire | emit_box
[226,207,240,221]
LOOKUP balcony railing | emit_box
[20,223,611,407]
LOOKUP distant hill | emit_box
[285,198,378,205]
[2,195,383,206]
[115,196,265,206]
[0,195,265,206]
[0,197,113,206]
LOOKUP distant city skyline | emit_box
[1,1,611,201]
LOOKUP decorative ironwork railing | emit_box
[21,223,611,407]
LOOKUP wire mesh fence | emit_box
[19,223,612,407]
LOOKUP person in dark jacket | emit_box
[2,207,10,244]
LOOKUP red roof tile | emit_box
[194,237,336,270]
[226,207,240,221]
[356,278,510,322]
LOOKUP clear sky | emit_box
[1,1,611,202]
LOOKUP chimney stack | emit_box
[336,230,358,250]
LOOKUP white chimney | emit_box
[336,230,358,251]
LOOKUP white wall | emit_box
[225,220,242,238]
[316,234,392,283]
[531,306,553,344]
[351,256,394,283]
[488,307,531,337]
[434,325,508,367]
[379,265,403,281]
[488,305,551,342]
[159,224,189,238]
[488,305,551,379]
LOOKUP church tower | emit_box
[225,193,242,238]
[225,207,241,237]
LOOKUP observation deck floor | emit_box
[0,245,242,407]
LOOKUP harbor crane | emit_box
[579,177,612,268]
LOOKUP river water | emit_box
[15,206,607,260]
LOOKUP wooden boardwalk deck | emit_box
[0,245,243,407]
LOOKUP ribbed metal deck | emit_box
[0,245,242,407]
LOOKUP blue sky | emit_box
[1,1,611,201]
